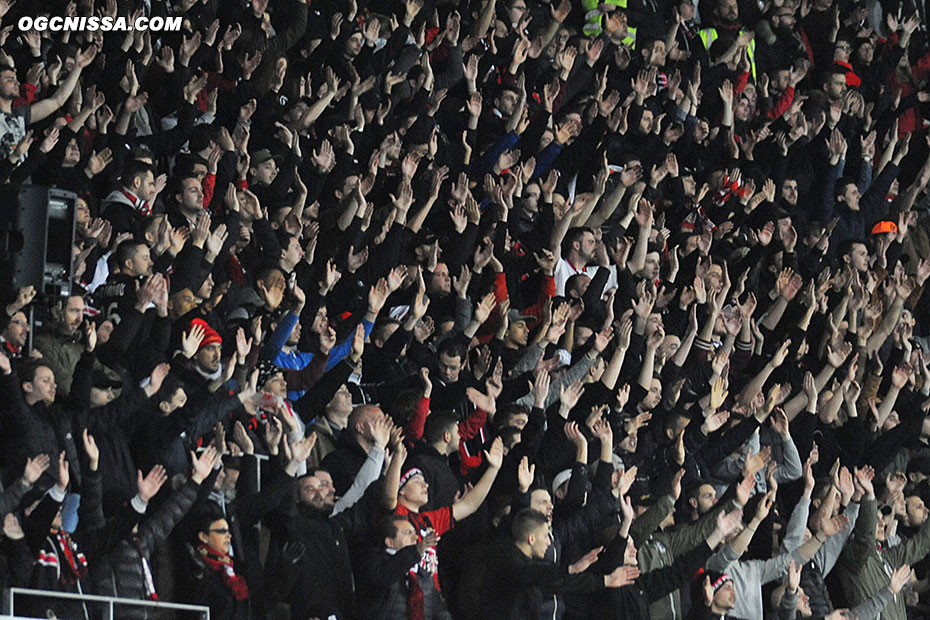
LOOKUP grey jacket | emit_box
[705,496,811,620]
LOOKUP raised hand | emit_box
[605,565,640,587]
[715,508,744,540]
[466,386,497,415]
[484,436,504,469]
[190,446,219,484]
[559,381,585,413]
[709,376,728,410]
[367,278,390,314]
[289,433,318,467]
[23,453,51,484]
[703,409,730,434]
[788,560,801,593]
[889,564,912,594]
[137,464,168,502]
[55,451,69,492]
[517,456,536,492]
[181,323,206,359]
[232,421,255,455]
[82,428,100,471]
[569,546,603,575]
[264,416,283,456]
[416,530,441,555]
[853,465,875,497]
[473,292,497,325]
[83,320,97,353]
[818,513,850,537]
[755,488,776,521]
[735,471,755,506]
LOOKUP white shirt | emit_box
[554,258,617,297]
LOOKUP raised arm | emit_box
[452,437,503,521]
[30,47,97,123]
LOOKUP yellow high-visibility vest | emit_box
[698,27,756,78]
[583,13,636,47]
[583,0,635,42]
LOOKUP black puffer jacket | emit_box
[90,478,200,616]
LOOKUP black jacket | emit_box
[184,551,253,620]
[321,432,371,496]
[0,365,86,493]
[20,470,142,619]
[478,541,606,620]
[91,479,199,615]
[133,392,244,482]
[265,478,387,620]
[357,544,451,620]
[591,537,715,620]
[409,443,461,511]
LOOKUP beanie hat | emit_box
[703,570,732,594]
[255,359,282,389]
[399,467,425,490]
[190,318,222,349]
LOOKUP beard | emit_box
[299,500,334,519]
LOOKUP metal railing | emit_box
[7,587,210,619]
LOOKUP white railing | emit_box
[6,587,210,619]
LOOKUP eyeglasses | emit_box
[836,44,851,51]
[9,320,28,327]
[207,528,231,535]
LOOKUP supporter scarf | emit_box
[681,203,716,234]
[132,536,158,600]
[3,339,21,357]
[55,532,88,584]
[120,189,151,217]
[226,255,246,287]
[197,544,249,600]
[407,571,426,620]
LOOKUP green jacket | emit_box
[633,495,735,620]
[33,331,84,399]
[837,497,930,620]
[308,416,342,469]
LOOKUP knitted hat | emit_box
[255,360,282,389]
[190,318,222,349]
[399,467,425,490]
[704,570,732,594]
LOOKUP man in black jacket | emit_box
[357,515,448,619]
[265,432,394,620]
[408,410,462,511]
[0,349,87,492]
[478,509,640,619]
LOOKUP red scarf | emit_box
[407,571,425,620]
[226,255,246,287]
[56,532,88,584]
[121,189,151,217]
[3,340,21,357]
[197,544,249,600]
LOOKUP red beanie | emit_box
[191,318,222,349]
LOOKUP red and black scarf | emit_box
[197,544,249,600]
[56,532,88,584]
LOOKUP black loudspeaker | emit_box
[0,185,77,299]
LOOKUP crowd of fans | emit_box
[0,0,928,617]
